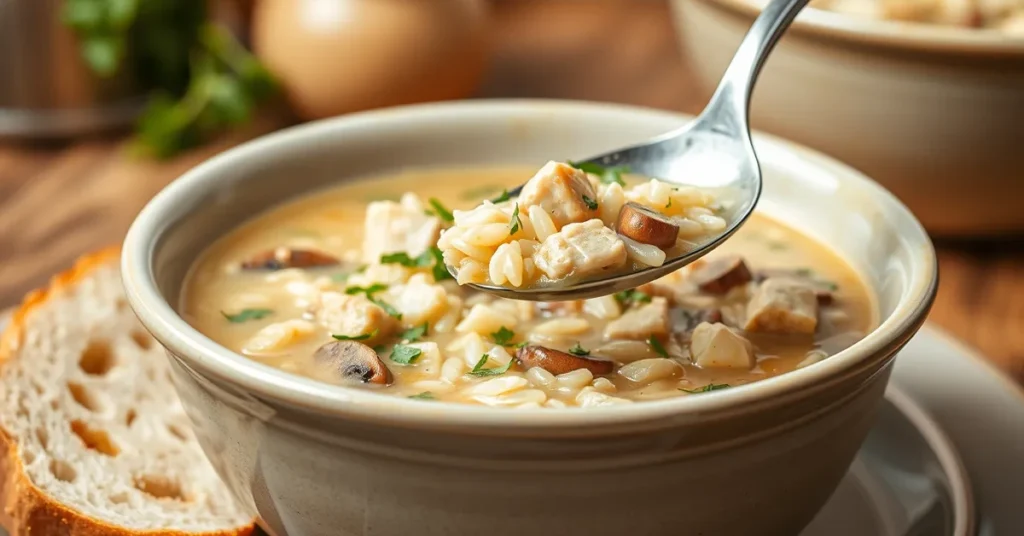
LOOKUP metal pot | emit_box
[0,0,145,139]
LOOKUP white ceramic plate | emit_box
[0,310,1019,535]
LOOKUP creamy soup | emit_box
[182,167,875,407]
[436,161,734,290]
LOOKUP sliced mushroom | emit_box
[314,341,392,385]
[515,345,615,376]
[688,255,752,294]
[615,202,680,249]
[754,269,835,305]
[242,247,339,270]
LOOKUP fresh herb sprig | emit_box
[64,1,278,159]
[648,336,669,358]
[468,354,517,377]
[221,308,272,323]
[379,247,453,282]
[680,384,731,394]
[568,161,629,186]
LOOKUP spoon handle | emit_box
[702,0,811,131]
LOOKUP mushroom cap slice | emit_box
[616,202,680,249]
[242,247,340,270]
[689,255,753,294]
[516,345,615,376]
[314,341,392,385]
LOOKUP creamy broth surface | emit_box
[182,167,876,406]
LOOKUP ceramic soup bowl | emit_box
[672,0,1024,235]
[121,101,937,536]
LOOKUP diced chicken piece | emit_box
[604,297,669,339]
[388,274,449,327]
[316,291,399,344]
[534,219,627,280]
[362,193,442,264]
[517,161,599,229]
[690,322,755,369]
[744,278,818,334]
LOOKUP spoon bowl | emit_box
[456,0,809,301]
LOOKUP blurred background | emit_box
[0,0,1021,382]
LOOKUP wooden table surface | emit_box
[1,0,1022,384]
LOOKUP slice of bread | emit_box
[0,248,256,536]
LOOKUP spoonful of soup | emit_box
[440,0,810,301]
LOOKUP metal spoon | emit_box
[460,0,811,301]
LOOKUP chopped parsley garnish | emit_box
[372,298,403,320]
[345,283,388,297]
[490,189,513,204]
[648,336,669,358]
[568,342,590,356]
[400,323,429,343]
[221,308,273,323]
[331,264,367,283]
[428,247,454,281]
[468,354,517,377]
[794,268,814,277]
[568,161,628,186]
[379,247,453,282]
[509,203,522,235]
[680,383,731,394]
[380,251,432,267]
[582,195,598,210]
[427,198,455,222]
[408,391,436,400]
[490,326,516,346]
[614,289,652,307]
[390,345,423,364]
[332,329,378,341]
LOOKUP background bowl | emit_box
[122,100,937,536]
[671,0,1024,235]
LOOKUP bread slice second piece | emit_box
[0,248,255,536]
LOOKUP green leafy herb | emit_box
[331,265,367,283]
[345,283,388,297]
[794,268,814,277]
[515,341,529,349]
[490,326,515,346]
[427,198,455,222]
[680,383,731,394]
[825,282,839,291]
[468,354,517,377]
[221,308,273,323]
[614,289,652,307]
[582,195,598,210]
[380,251,432,268]
[408,391,436,400]
[379,247,453,282]
[371,298,403,320]
[390,345,423,364]
[490,189,513,204]
[509,203,522,235]
[568,342,590,356]
[331,329,378,341]
[428,247,454,281]
[648,336,669,358]
[400,323,429,343]
[133,25,278,159]
[568,161,629,186]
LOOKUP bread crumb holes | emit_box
[80,340,116,375]
[70,420,120,456]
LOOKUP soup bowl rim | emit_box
[121,99,938,431]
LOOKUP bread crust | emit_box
[0,248,255,536]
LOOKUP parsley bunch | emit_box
[63,0,277,159]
